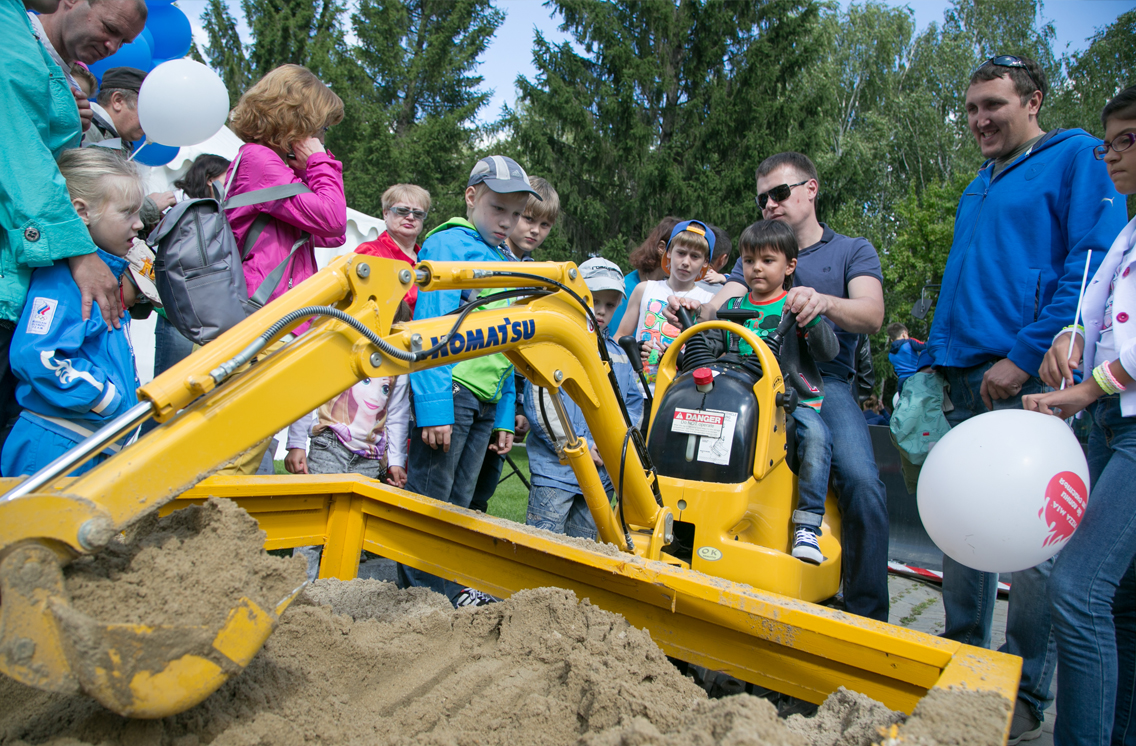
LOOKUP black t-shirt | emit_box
[727,224,883,380]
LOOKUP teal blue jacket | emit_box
[0,2,98,323]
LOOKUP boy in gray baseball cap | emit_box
[397,154,541,608]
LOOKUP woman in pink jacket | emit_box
[219,64,347,475]
[226,64,347,313]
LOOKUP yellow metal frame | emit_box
[168,474,1018,727]
[646,320,842,601]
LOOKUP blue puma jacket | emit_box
[924,128,1127,374]
[8,249,139,447]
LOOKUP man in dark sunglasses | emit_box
[921,54,1127,743]
[695,151,891,628]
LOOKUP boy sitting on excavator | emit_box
[671,220,839,563]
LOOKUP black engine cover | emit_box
[647,363,760,484]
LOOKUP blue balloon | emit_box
[140,26,155,54]
[88,36,152,82]
[131,139,180,167]
[146,5,192,61]
[146,0,177,6]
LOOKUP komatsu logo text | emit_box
[429,318,536,359]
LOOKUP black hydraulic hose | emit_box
[210,305,416,383]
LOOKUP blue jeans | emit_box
[397,383,499,605]
[939,361,1056,721]
[819,377,890,621]
[790,406,831,530]
[154,314,194,376]
[469,452,503,513]
[526,484,598,540]
[1049,395,1136,745]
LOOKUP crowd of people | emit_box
[4,3,1136,742]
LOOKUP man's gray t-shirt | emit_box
[727,223,883,380]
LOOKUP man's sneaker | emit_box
[791,527,824,564]
[453,588,497,608]
[1007,700,1042,744]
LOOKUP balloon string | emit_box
[129,138,148,162]
[1061,249,1093,396]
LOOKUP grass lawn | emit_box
[273,445,532,524]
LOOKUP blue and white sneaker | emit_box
[791,527,824,565]
[453,587,497,608]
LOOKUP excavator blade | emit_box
[168,474,1019,738]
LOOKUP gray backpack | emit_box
[149,150,311,345]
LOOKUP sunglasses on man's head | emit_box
[984,55,1043,98]
[755,180,808,210]
[389,206,428,221]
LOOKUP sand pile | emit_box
[64,498,307,626]
[0,500,1010,746]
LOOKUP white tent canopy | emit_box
[131,126,386,384]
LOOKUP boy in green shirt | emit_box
[693,220,839,562]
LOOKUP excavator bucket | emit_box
[0,535,306,719]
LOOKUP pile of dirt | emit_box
[0,499,1011,746]
[64,498,307,627]
[1,582,706,746]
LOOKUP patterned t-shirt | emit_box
[634,279,715,384]
[725,291,824,410]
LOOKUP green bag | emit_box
[889,370,952,493]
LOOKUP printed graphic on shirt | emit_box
[39,350,103,390]
[314,376,394,460]
[27,297,58,335]
[640,297,682,383]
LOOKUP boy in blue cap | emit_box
[398,155,541,607]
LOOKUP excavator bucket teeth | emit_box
[48,587,302,719]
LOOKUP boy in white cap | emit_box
[523,257,645,539]
[398,155,541,607]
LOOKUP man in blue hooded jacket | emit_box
[923,55,1127,742]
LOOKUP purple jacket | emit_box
[225,143,347,307]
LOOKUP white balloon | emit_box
[137,59,229,147]
[917,409,1090,573]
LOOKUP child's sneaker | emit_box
[791,527,824,565]
[454,587,497,607]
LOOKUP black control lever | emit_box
[618,335,653,415]
[675,305,695,332]
[762,310,798,359]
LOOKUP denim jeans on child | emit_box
[306,430,386,479]
[397,383,499,605]
[527,485,598,540]
[939,361,1056,722]
[1048,395,1136,745]
[789,405,831,530]
[293,430,387,581]
[818,377,890,621]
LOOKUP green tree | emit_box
[201,0,253,103]
[340,0,505,222]
[507,0,820,269]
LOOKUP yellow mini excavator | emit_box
[0,256,1020,738]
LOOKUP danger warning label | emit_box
[671,408,725,438]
